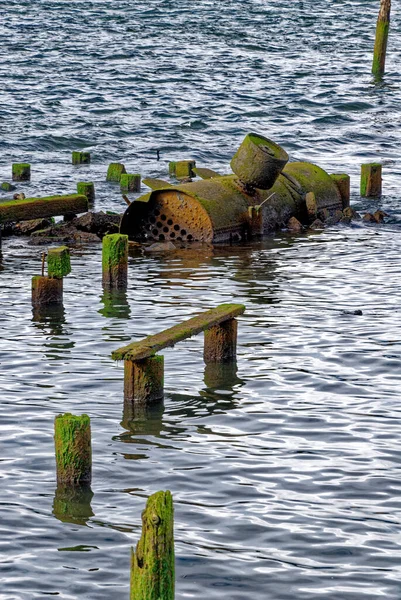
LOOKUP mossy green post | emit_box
[72,151,91,165]
[106,162,126,182]
[0,194,88,224]
[32,275,63,307]
[1,182,16,192]
[102,233,128,288]
[54,413,92,486]
[204,318,238,363]
[130,490,175,600]
[77,182,95,206]
[361,163,382,197]
[121,173,141,193]
[169,160,196,179]
[12,163,31,181]
[330,174,350,209]
[372,0,391,78]
[168,161,176,177]
[231,133,288,190]
[124,355,164,405]
[47,246,71,279]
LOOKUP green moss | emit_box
[112,303,245,361]
[130,490,174,600]
[102,233,128,269]
[121,174,141,192]
[1,182,16,191]
[12,163,31,181]
[106,163,126,182]
[48,246,71,279]
[77,182,95,204]
[54,413,91,485]
[283,162,342,211]
[72,151,91,165]
[372,20,389,77]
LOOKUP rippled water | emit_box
[1,1,401,599]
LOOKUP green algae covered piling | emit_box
[54,413,92,486]
[121,173,141,193]
[77,182,95,206]
[361,163,382,197]
[102,233,128,288]
[32,275,63,307]
[169,160,196,179]
[106,162,126,182]
[72,151,91,165]
[124,356,164,405]
[372,0,391,78]
[12,163,31,181]
[130,490,175,600]
[47,246,71,279]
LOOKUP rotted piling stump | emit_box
[130,490,175,600]
[361,163,382,197]
[124,355,164,404]
[102,233,128,289]
[54,413,92,485]
[372,0,391,78]
[72,151,91,165]
[12,163,31,181]
[169,160,196,179]
[330,174,350,209]
[106,162,126,182]
[121,173,141,193]
[1,182,16,192]
[77,182,95,206]
[47,246,71,279]
[204,318,238,363]
[32,276,63,307]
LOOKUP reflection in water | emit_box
[120,398,165,437]
[32,305,67,338]
[99,289,131,319]
[53,485,94,526]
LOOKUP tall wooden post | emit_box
[124,356,164,404]
[130,491,175,600]
[372,0,391,78]
[102,233,128,289]
[361,163,382,197]
[54,413,92,485]
[204,318,238,363]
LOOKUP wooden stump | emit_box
[54,413,92,486]
[106,162,126,182]
[12,163,31,181]
[372,0,391,78]
[32,275,63,307]
[204,318,238,363]
[361,163,382,197]
[47,246,71,279]
[77,182,95,206]
[121,173,141,192]
[330,174,350,208]
[169,160,196,179]
[130,491,174,600]
[102,233,128,289]
[72,151,91,165]
[124,356,164,405]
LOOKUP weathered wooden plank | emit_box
[142,178,173,190]
[192,167,222,179]
[0,194,88,223]
[112,303,245,361]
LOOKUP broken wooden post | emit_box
[54,413,92,485]
[47,246,71,279]
[12,163,31,181]
[72,151,91,165]
[77,182,95,206]
[372,0,391,78]
[121,173,141,193]
[330,174,350,208]
[106,162,126,182]
[32,275,63,307]
[130,490,174,600]
[102,233,128,289]
[124,356,164,404]
[204,318,238,363]
[361,163,382,197]
[169,160,196,179]
[0,194,88,224]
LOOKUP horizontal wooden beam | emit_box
[112,303,245,362]
[0,194,88,223]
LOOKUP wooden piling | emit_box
[124,356,164,404]
[32,275,63,307]
[54,413,92,486]
[372,0,391,78]
[330,174,350,208]
[102,233,128,288]
[130,490,174,600]
[72,151,91,165]
[106,162,126,182]
[204,318,238,363]
[12,163,31,181]
[169,160,196,179]
[77,182,95,206]
[47,246,71,279]
[361,163,382,197]
[1,182,16,191]
[120,173,141,193]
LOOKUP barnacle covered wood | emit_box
[112,303,246,361]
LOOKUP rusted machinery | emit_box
[120,133,344,243]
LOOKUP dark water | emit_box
[1,1,401,599]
